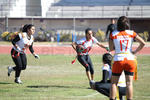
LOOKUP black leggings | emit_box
[11,49,27,77]
[95,82,126,100]
[77,55,94,74]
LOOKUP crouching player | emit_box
[90,53,126,100]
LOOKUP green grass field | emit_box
[0,54,150,100]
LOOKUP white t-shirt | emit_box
[102,64,112,80]
[76,37,98,55]
[13,32,34,53]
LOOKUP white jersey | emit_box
[102,64,126,87]
[13,32,34,54]
[76,37,98,55]
[102,64,112,80]
[110,30,137,61]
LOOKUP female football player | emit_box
[71,28,109,84]
[8,24,40,84]
[109,16,145,100]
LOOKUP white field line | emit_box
[69,92,102,98]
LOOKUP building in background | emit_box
[0,0,150,41]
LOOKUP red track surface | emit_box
[0,45,150,55]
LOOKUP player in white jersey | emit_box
[8,24,40,84]
[109,16,145,100]
[71,28,109,84]
[90,53,126,100]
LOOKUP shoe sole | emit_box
[14,81,23,84]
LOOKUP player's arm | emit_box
[132,35,145,54]
[101,70,109,83]
[96,42,109,51]
[71,42,77,51]
[12,35,21,50]
[108,38,114,51]
[29,43,34,54]
[29,43,40,59]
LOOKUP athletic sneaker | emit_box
[14,77,22,84]
[7,66,14,76]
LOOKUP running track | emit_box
[0,44,150,55]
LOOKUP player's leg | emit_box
[110,75,120,100]
[87,55,94,80]
[118,86,126,100]
[8,49,17,76]
[77,55,91,81]
[86,71,92,81]
[125,75,133,100]
[124,59,136,100]
[11,49,23,84]
[20,53,27,70]
[13,53,27,84]
[11,56,23,83]
[14,56,23,84]
[110,61,123,100]
[95,82,111,97]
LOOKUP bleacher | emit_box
[131,0,150,5]
[53,0,130,6]
[52,0,150,6]
[46,0,150,18]
[0,0,149,35]
[0,0,17,17]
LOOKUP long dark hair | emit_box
[22,24,34,32]
[117,16,130,31]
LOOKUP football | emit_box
[76,44,85,53]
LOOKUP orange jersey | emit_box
[110,30,137,61]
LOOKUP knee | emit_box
[85,66,90,72]
[16,66,22,70]
[126,81,133,87]
[22,65,27,70]
[90,69,94,74]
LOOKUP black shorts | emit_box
[77,55,94,74]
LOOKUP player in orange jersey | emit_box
[109,16,145,100]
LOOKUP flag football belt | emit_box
[115,52,131,55]
[114,52,138,81]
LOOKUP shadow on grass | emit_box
[0,82,12,84]
[27,85,86,89]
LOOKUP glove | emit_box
[105,47,110,51]
[34,54,40,59]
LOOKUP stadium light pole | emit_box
[31,17,34,25]
[5,16,8,31]
[73,17,76,34]
[73,17,76,42]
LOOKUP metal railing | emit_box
[46,6,150,18]
[0,3,150,18]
